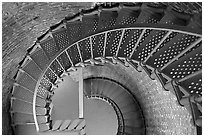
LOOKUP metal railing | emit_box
[32,26,201,131]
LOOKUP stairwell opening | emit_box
[76,62,197,134]
[49,74,119,135]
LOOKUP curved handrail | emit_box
[32,26,202,131]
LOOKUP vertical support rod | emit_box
[79,67,84,118]
[103,32,108,57]
[76,42,83,63]
[115,29,125,57]
[90,36,93,59]
[129,29,146,59]
[65,50,74,67]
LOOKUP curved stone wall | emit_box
[2,2,93,134]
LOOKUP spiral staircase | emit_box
[10,2,202,135]
[84,77,145,134]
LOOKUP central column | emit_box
[79,67,84,118]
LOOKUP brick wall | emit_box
[2,2,93,134]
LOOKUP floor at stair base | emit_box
[84,98,118,135]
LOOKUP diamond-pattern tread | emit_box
[12,85,47,106]
[12,113,49,125]
[12,113,34,124]
[131,29,153,60]
[92,33,105,58]
[162,45,202,79]
[117,29,143,58]
[52,28,71,50]
[37,85,50,99]
[40,37,59,59]
[146,33,198,69]
[82,15,99,36]
[22,59,42,81]
[40,76,53,91]
[179,73,202,96]
[11,99,33,114]
[132,30,168,62]
[78,38,92,61]
[45,68,57,84]
[66,21,82,43]
[16,72,37,92]
[66,44,81,65]
[50,60,64,77]
[57,52,72,71]
[11,99,47,115]
[105,30,123,57]
[30,47,49,70]
[97,10,118,30]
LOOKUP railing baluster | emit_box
[115,29,125,57]
[143,30,172,63]
[89,36,93,59]
[129,29,146,59]
[76,42,83,64]
[103,32,108,57]
[55,58,69,77]
[65,50,74,67]
[51,31,67,73]
[160,37,202,71]
[56,58,66,72]
[65,49,78,71]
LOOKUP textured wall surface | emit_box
[2,2,93,134]
[79,63,196,135]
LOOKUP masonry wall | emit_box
[2,2,93,134]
